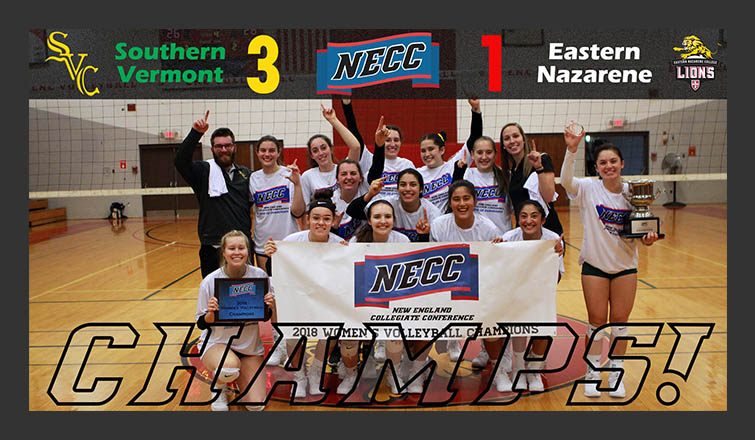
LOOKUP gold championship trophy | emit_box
[621,180,664,238]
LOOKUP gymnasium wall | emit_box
[28,99,726,219]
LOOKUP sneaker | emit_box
[307,364,325,396]
[512,368,528,392]
[494,364,513,393]
[447,340,461,362]
[266,341,288,366]
[583,371,601,398]
[362,355,378,379]
[527,373,544,392]
[406,361,425,394]
[608,371,626,398]
[502,345,512,373]
[471,344,490,368]
[374,340,386,363]
[210,385,229,411]
[397,357,410,383]
[337,366,358,395]
[388,373,402,394]
[293,370,307,399]
[244,404,265,411]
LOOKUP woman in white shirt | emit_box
[450,136,515,364]
[560,124,659,398]
[341,98,416,198]
[498,199,565,393]
[341,200,412,395]
[347,119,441,243]
[463,136,514,233]
[300,105,363,213]
[430,180,513,393]
[417,99,481,213]
[195,230,276,411]
[249,135,305,273]
[263,190,344,398]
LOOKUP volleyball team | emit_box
[178,99,660,411]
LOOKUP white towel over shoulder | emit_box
[207,159,228,197]
[523,172,558,217]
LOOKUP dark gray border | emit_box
[18,2,737,437]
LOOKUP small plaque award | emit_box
[214,278,269,323]
[621,179,665,238]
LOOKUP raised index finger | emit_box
[423,207,428,221]
[530,139,537,152]
[204,110,210,121]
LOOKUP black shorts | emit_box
[581,261,637,279]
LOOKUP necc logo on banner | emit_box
[353,244,479,308]
[316,33,439,94]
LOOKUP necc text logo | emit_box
[353,244,479,308]
[317,33,439,94]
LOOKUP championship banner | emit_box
[272,240,559,340]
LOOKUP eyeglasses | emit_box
[212,143,235,150]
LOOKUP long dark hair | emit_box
[514,199,546,219]
[354,199,395,243]
[419,131,447,150]
[446,179,477,214]
[306,134,337,169]
[474,136,509,199]
[500,122,533,176]
[397,168,425,197]
[256,135,282,165]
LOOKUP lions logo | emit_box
[671,34,719,91]
[673,35,718,59]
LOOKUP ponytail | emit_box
[476,135,509,198]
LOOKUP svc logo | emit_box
[45,31,100,97]
[672,35,719,92]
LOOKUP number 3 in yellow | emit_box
[247,35,280,94]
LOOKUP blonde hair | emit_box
[219,230,251,267]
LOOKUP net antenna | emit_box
[661,152,686,208]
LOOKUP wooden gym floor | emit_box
[28,204,727,411]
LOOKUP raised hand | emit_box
[527,138,543,169]
[321,103,338,124]
[416,208,430,235]
[285,159,301,186]
[468,98,481,113]
[375,116,390,146]
[368,176,387,199]
[193,110,210,133]
[564,120,585,153]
